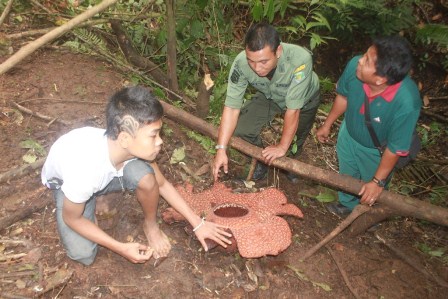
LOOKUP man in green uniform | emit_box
[212,22,321,182]
[317,35,421,216]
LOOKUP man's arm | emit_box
[62,199,152,263]
[262,109,299,164]
[213,106,241,181]
[316,94,347,143]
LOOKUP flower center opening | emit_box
[213,203,249,218]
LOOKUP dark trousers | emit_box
[234,92,321,157]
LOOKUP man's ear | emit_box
[117,132,131,148]
[276,44,283,58]
[375,75,388,86]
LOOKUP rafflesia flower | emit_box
[162,183,303,258]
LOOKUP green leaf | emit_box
[170,146,186,164]
[196,0,209,10]
[190,19,205,39]
[315,191,336,203]
[264,0,275,23]
[252,0,263,21]
[19,139,46,156]
[428,249,445,258]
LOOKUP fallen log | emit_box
[160,101,448,227]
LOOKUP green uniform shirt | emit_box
[337,56,421,155]
[225,43,320,111]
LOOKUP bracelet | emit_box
[372,176,386,187]
[215,144,227,150]
[193,217,205,232]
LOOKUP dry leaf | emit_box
[423,95,430,107]
[332,243,345,251]
[204,74,214,91]
[431,13,442,21]
[16,279,26,289]
[194,163,210,176]
[22,247,42,263]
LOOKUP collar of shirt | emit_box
[360,81,402,114]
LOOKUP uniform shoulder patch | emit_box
[230,69,240,84]
[293,64,307,83]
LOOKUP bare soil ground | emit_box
[1,49,447,299]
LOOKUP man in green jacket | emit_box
[213,22,321,182]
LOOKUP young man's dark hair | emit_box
[373,35,413,85]
[244,22,280,53]
[105,86,164,139]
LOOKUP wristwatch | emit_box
[372,176,386,187]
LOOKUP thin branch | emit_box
[428,95,448,101]
[421,109,448,123]
[0,157,45,184]
[300,204,371,261]
[29,0,52,14]
[0,0,14,28]
[318,233,361,299]
[0,0,118,75]
[375,231,448,288]
[11,102,70,126]
[17,98,105,105]
[6,19,109,40]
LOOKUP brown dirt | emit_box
[1,49,447,298]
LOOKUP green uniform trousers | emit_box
[234,91,321,157]
[336,121,392,210]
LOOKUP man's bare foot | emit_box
[143,222,171,258]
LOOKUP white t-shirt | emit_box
[41,127,122,204]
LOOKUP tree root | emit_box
[300,204,370,261]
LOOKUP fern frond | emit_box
[416,24,448,48]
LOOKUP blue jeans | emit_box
[52,159,154,265]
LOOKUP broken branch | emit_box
[0,0,118,74]
[0,158,45,184]
[300,204,370,261]
[0,0,14,28]
[11,102,70,126]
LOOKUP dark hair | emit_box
[105,86,164,140]
[373,35,413,85]
[244,23,280,53]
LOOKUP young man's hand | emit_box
[194,221,232,251]
[118,242,153,263]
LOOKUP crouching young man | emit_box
[42,86,232,265]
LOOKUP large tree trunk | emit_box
[0,0,118,75]
[160,101,448,227]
